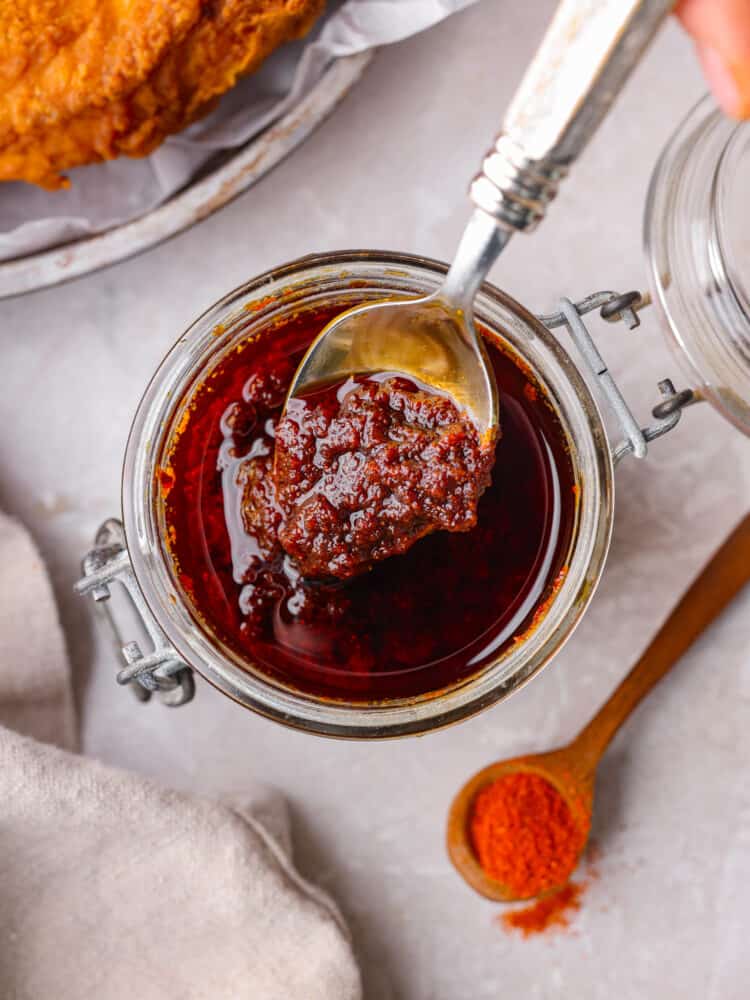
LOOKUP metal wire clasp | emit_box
[537,290,697,464]
[75,519,194,706]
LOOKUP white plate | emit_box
[0,52,371,300]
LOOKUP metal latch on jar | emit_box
[538,289,697,463]
[75,520,194,706]
[75,289,698,707]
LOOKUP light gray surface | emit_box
[2,3,750,998]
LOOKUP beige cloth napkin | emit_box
[0,513,76,750]
[0,512,361,1000]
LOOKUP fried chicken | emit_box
[0,0,324,189]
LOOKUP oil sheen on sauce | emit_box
[159,302,577,702]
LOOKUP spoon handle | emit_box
[571,512,750,775]
[471,0,674,234]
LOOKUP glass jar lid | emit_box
[645,96,750,435]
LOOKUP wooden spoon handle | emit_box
[571,511,750,776]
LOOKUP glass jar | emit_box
[645,95,750,434]
[109,252,614,738]
[78,95,750,738]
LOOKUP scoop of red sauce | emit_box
[272,374,495,579]
[160,301,576,702]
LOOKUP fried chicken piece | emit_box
[0,0,324,189]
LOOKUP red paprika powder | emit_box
[469,772,587,899]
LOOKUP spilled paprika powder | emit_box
[469,772,586,899]
[500,881,585,937]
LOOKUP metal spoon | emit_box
[446,511,750,902]
[285,1,676,438]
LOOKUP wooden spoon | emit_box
[447,511,750,902]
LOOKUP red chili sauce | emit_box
[160,302,577,702]
[273,375,495,579]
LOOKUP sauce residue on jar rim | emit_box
[157,300,578,703]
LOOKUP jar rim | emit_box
[122,250,614,738]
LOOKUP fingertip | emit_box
[698,45,750,119]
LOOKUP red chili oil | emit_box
[159,302,577,702]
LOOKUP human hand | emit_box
[677,0,750,118]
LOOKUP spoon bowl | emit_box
[446,747,593,902]
[286,293,500,436]
[285,212,507,439]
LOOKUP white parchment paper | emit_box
[0,0,479,263]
